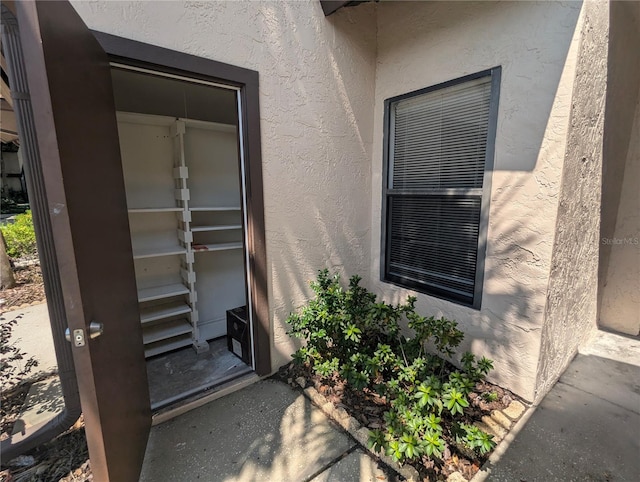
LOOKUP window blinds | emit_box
[391,77,491,190]
[385,75,493,306]
[388,196,481,303]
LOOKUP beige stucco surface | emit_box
[600,91,640,336]
[535,0,609,401]
[369,1,584,401]
[69,1,623,403]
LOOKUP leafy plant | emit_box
[453,423,495,455]
[482,391,499,403]
[0,210,37,259]
[287,269,496,464]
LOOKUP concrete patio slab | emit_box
[579,330,640,365]
[482,331,640,482]
[139,379,358,482]
[310,449,398,482]
[485,380,639,481]
[558,352,640,414]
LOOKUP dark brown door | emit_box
[14,1,151,480]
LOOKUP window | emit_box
[381,68,501,308]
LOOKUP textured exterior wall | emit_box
[70,0,378,369]
[535,0,609,401]
[600,91,640,335]
[70,0,618,402]
[598,2,640,335]
[370,1,583,401]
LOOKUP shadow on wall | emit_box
[421,182,547,400]
[598,0,640,336]
[252,0,584,402]
[255,1,376,367]
[599,92,640,336]
[367,0,583,401]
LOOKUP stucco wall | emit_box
[70,0,614,403]
[70,0,378,370]
[600,90,640,335]
[535,0,609,401]
[370,1,584,401]
[598,1,640,336]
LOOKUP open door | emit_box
[5,0,151,479]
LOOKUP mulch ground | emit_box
[0,264,46,313]
[277,362,516,481]
[0,382,91,482]
[0,415,91,482]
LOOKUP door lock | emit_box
[65,321,103,346]
[64,328,86,347]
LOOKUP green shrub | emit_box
[0,210,37,259]
[287,269,495,464]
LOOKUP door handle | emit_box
[64,321,103,346]
[88,321,103,339]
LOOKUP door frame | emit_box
[0,1,82,461]
[93,31,271,376]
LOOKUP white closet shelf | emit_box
[191,224,242,232]
[133,246,187,259]
[128,207,183,213]
[192,242,243,252]
[138,283,190,303]
[180,118,236,132]
[140,301,192,324]
[117,111,175,126]
[119,111,246,358]
[189,206,241,212]
[144,336,192,358]
[142,319,193,345]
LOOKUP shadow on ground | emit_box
[482,330,640,482]
[11,376,64,436]
[139,379,396,482]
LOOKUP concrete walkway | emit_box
[1,302,57,373]
[480,330,640,481]
[1,303,63,439]
[140,379,396,482]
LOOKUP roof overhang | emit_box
[0,39,19,144]
[320,1,370,16]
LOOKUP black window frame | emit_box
[381,67,501,309]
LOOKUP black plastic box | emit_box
[226,306,251,365]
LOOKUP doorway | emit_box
[93,27,272,414]
[110,65,255,409]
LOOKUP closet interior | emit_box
[110,66,253,409]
